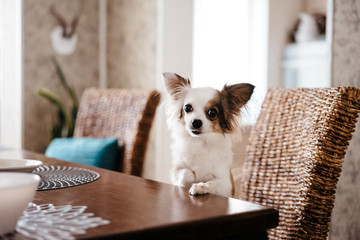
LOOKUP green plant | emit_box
[37,56,79,141]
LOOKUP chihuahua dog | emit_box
[162,72,254,197]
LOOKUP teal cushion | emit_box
[45,137,119,171]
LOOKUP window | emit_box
[192,0,268,124]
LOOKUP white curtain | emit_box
[193,0,250,90]
[0,0,22,149]
[193,0,268,124]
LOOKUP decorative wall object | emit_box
[50,5,81,56]
[294,12,319,43]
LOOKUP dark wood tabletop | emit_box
[0,149,278,240]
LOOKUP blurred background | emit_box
[1,0,359,239]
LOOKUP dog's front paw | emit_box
[172,168,195,187]
[189,182,209,196]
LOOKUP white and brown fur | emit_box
[162,72,254,197]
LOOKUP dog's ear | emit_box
[219,83,255,131]
[220,83,254,111]
[162,72,191,101]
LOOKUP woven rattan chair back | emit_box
[74,88,160,176]
[238,87,360,239]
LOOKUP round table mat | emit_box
[32,165,100,191]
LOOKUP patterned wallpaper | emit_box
[330,0,360,239]
[107,0,157,89]
[106,0,158,180]
[23,0,99,152]
[22,0,157,152]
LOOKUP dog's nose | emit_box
[192,119,202,129]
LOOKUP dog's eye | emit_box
[184,104,193,113]
[207,108,217,118]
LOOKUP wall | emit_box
[23,0,99,152]
[330,0,360,238]
[304,0,327,13]
[107,0,157,89]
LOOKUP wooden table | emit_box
[0,149,278,239]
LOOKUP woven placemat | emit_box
[32,165,100,191]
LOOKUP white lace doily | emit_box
[0,203,110,240]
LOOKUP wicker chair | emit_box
[238,87,360,239]
[74,88,160,176]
